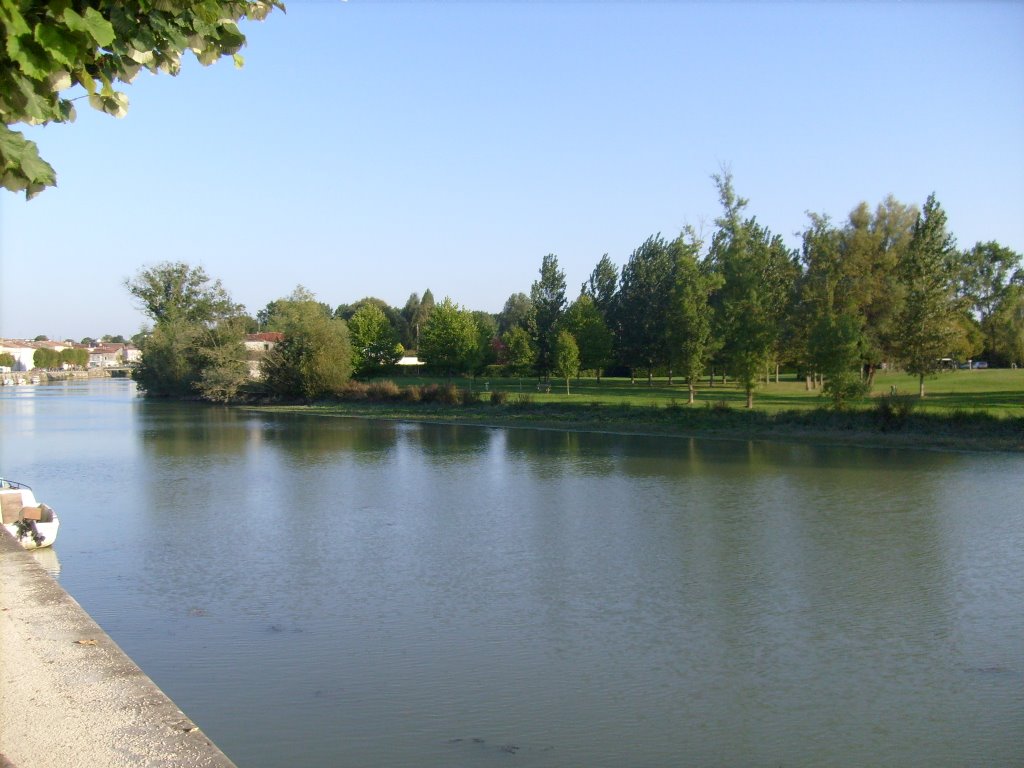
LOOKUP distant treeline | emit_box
[125,174,1023,406]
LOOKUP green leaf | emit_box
[0,3,31,37]
[34,23,81,67]
[8,73,58,123]
[62,7,115,48]
[0,124,57,198]
[7,33,52,80]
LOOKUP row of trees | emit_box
[0,348,89,370]
[494,175,1022,405]
[127,174,1023,405]
[31,347,89,369]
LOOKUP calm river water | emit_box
[2,379,1022,767]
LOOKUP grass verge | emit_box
[245,374,1024,454]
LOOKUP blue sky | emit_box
[2,1,1023,341]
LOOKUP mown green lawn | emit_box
[389,368,1024,418]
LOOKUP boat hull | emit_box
[1,480,59,549]
[4,519,60,549]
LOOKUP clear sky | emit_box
[2,1,1023,342]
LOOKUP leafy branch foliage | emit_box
[1,0,282,197]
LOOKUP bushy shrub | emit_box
[403,385,422,403]
[367,380,401,401]
[875,393,917,429]
[483,365,505,379]
[822,373,869,410]
[438,383,461,405]
[417,384,442,403]
[512,393,534,407]
[708,399,731,412]
[490,390,509,405]
[338,380,369,401]
[459,388,479,406]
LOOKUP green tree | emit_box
[895,194,961,397]
[418,297,478,379]
[257,286,331,331]
[0,352,15,368]
[348,303,402,378]
[497,292,534,335]
[530,254,567,377]
[126,262,240,326]
[991,284,1024,366]
[471,311,499,372]
[336,297,409,350]
[32,347,59,369]
[132,319,203,397]
[399,293,420,348]
[793,198,919,390]
[842,197,917,378]
[807,312,867,408]
[665,229,717,403]
[261,291,352,400]
[193,316,249,403]
[500,325,536,385]
[708,172,795,407]
[59,347,89,368]
[617,235,674,384]
[562,294,613,381]
[126,261,245,399]
[957,241,1022,362]
[553,330,580,395]
[1,1,281,197]
[582,253,619,321]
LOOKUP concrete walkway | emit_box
[0,529,238,767]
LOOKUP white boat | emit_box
[1,479,59,549]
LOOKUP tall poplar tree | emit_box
[617,235,674,384]
[582,254,619,321]
[562,294,613,381]
[530,254,567,377]
[665,229,717,403]
[708,172,796,407]
[895,194,961,397]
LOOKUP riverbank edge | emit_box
[0,529,239,768]
[243,401,1024,453]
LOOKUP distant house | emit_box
[89,343,127,368]
[397,356,425,369]
[0,340,37,371]
[244,332,284,352]
[244,332,284,379]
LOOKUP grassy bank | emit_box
[247,369,1024,453]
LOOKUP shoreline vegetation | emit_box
[242,370,1024,454]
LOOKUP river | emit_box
[1,379,1022,767]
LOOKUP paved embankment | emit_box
[0,530,238,768]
